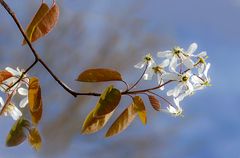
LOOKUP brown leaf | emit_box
[148,95,161,111]
[6,118,30,147]
[22,3,49,45]
[105,103,137,137]
[93,85,121,117]
[28,77,42,124]
[23,3,59,44]
[28,128,42,151]
[81,109,114,135]
[0,70,13,83]
[77,68,122,82]
[30,104,42,125]
[133,96,147,125]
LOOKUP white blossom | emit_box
[0,67,29,94]
[18,87,28,108]
[151,59,169,90]
[157,47,185,72]
[0,96,22,120]
[191,63,211,91]
[134,53,156,80]
[163,71,194,98]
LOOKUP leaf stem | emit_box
[128,63,148,91]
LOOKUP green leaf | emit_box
[28,128,42,151]
[77,68,122,82]
[28,77,42,125]
[105,103,137,137]
[133,96,147,125]
[81,109,114,135]
[148,95,161,111]
[6,118,30,147]
[22,3,49,45]
[93,85,121,117]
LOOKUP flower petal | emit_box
[19,97,28,108]
[169,56,178,72]
[162,73,179,81]
[0,97,4,106]
[7,104,22,120]
[191,75,203,84]
[198,51,207,57]
[5,67,20,76]
[157,75,164,90]
[173,83,184,97]
[187,43,198,55]
[160,59,170,68]
[18,88,28,96]
[157,50,172,58]
[204,63,211,78]
[183,58,194,69]
[134,61,145,69]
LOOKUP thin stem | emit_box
[121,80,129,91]
[147,91,174,107]
[122,80,173,95]
[128,63,148,91]
[6,59,38,92]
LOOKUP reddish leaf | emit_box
[23,3,59,44]
[148,95,161,111]
[22,3,49,45]
[77,68,122,82]
[0,70,13,83]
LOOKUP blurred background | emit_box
[0,0,240,157]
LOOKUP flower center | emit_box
[144,54,152,62]
[181,75,189,82]
[152,66,163,74]
[173,47,182,56]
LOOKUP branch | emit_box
[0,0,173,98]
[0,0,78,97]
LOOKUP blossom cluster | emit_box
[135,43,211,116]
[0,67,29,120]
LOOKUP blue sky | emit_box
[0,0,240,158]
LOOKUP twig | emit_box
[0,0,173,98]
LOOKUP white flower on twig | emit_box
[134,53,156,80]
[0,96,22,120]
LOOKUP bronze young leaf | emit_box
[105,103,138,137]
[133,96,147,125]
[93,85,121,117]
[28,77,43,125]
[148,95,161,111]
[0,70,13,83]
[28,128,42,151]
[77,68,122,82]
[6,118,30,147]
[81,110,114,135]
[22,3,59,44]
[22,3,49,45]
